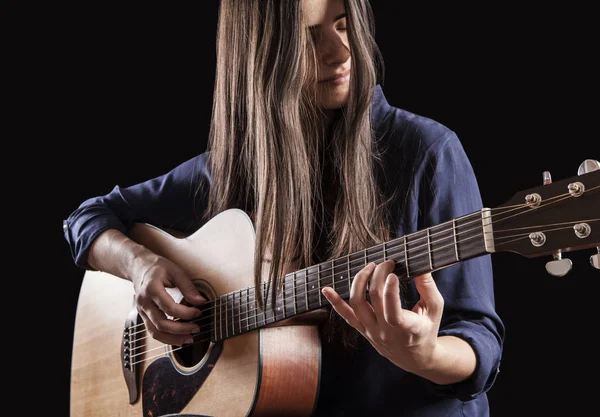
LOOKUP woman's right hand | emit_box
[131,253,207,346]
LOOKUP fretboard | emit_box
[210,208,493,342]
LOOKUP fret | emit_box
[213,298,218,341]
[383,242,387,261]
[224,293,230,337]
[229,293,234,337]
[304,269,309,311]
[262,282,268,326]
[292,272,298,314]
[238,289,245,333]
[238,289,242,335]
[452,219,459,261]
[224,293,229,338]
[231,292,236,336]
[403,235,410,278]
[248,287,257,331]
[347,254,351,290]
[219,296,224,340]
[426,228,433,270]
[331,260,336,292]
[282,278,287,319]
[317,264,322,305]
[229,293,235,337]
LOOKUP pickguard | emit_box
[142,343,223,416]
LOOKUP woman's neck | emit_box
[320,108,341,132]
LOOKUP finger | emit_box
[322,287,365,333]
[413,273,444,318]
[367,259,396,320]
[382,273,403,326]
[139,309,196,346]
[144,302,201,336]
[349,262,377,329]
[150,284,202,321]
[169,269,207,307]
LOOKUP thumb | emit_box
[171,270,206,306]
[413,273,443,316]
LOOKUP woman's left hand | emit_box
[322,259,444,374]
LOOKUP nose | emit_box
[320,32,350,66]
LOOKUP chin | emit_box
[317,87,350,110]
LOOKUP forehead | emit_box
[302,0,346,27]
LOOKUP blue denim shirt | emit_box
[63,85,504,417]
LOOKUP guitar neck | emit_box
[210,208,493,342]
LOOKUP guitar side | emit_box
[70,208,321,417]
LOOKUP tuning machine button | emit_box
[545,251,573,277]
[578,159,600,175]
[591,248,600,270]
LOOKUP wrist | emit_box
[410,336,476,385]
[127,241,159,284]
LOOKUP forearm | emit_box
[87,229,156,284]
[410,335,476,385]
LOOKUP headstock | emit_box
[491,159,599,276]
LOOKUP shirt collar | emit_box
[371,84,392,127]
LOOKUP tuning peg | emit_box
[578,159,600,175]
[542,171,552,185]
[545,251,573,277]
[591,247,600,270]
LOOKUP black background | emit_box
[11,2,600,416]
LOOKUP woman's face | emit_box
[303,0,351,110]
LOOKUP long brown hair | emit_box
[202,0,389,346]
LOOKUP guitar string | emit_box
[132,187,586,334]
[132,218,600,365]
[127,186,599,362]
[126,187,597,356]
[130,193,552,342]
[128,190,596,361]
[131,214,599,365]
[130,217,599,363]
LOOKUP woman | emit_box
[63,0,505,416]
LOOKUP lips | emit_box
[319,69,350,83]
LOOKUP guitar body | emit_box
[70,209,322,417]
[70,165,600,416]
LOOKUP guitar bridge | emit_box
[121,296,143,404]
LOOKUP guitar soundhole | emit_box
[172,331,211,368]
[169,286,215,371]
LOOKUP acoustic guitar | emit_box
[70,161,600,417]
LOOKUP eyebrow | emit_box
[307,13,347,31]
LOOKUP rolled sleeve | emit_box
[438,320,502,401]
[402,130,505,401]
[62,153,211,271]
